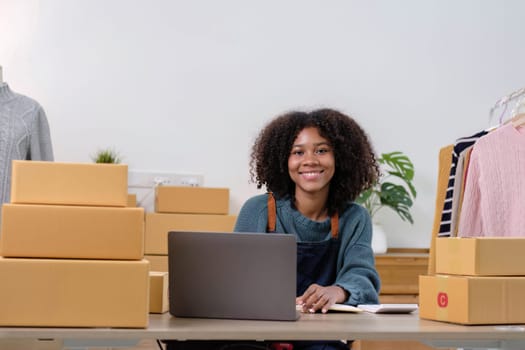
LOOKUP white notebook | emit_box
[297,303,418,314]
[296,303,362,313]
[357,304,418,314]
[328,304,363,313]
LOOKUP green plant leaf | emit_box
[382,151,414,181]
[382,152,416,197]
[391,202,414,224]
[356,188,373,203]
[379,183,413,206]
[379,182,414,224]
[356,150,417,225]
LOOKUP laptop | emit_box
[168,230,299,321]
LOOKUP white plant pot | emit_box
[371,223,388,254]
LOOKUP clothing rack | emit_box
[490,86,525,123]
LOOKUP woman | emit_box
[235,108,381,350]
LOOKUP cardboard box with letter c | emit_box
[419,274,525,325]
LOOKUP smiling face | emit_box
[288,127,335,200]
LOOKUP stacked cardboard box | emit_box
[419,237,525,325]
[149,271,169,314]
[144,186,236,313]
[145,186,236,268]
[0,160,149,327]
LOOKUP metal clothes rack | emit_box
[490,86,525,124]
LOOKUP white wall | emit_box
[2,0,525,248]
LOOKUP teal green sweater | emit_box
[234,194,380,305]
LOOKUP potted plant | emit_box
[356,151,417,253]
[91,148,122,164]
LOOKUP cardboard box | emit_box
[155,186,229,214]
[1,204,144,260]
[419,274,525,325]
[436,237,525,276]
[145,212,237,254]
[0,258,150,327]
[127,193,137,207]
[145,255,168,272]
[10,160,128,207]
[149,271,169,314]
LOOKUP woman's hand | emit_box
[296,284,349,314]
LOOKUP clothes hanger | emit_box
[509,96,525,127]
[489,86,525,127]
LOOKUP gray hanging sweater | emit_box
[0,83,54,214]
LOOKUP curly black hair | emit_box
[249,108,380,215]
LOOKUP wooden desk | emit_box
[359,249,431,348]
[1,313,524,349]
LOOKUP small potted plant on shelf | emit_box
[91,148,122,164]
[356,151,417,253]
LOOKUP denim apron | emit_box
[266,193,340,295]
[267,194,349,350]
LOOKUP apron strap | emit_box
[267,192,277,232]
[267,192,339,238]
[330,214,339,239]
